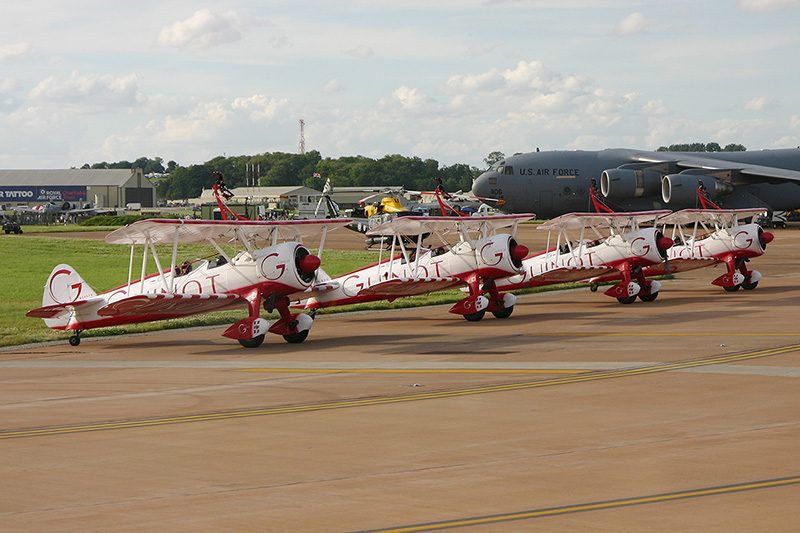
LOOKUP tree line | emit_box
[81,152,482,201]
[83,142,748,201]
[656,142,746,152]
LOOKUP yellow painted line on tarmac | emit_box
[359,476,800,532]
[3,343,800,440]
[524,332,800,336]
[236,368,589,374]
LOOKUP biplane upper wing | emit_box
[105,218,354,245]
[365,214,536,237]
[656,208,765,227]
[357,277,464,297]
[537,210,671,231]
[97,293,245,318]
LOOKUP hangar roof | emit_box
[0,169,138,187]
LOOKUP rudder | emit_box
[42,264,98,307]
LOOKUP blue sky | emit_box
[1,0,799,169]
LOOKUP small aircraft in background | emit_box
[342,180,497,247]
[495,211,674,303]
[27,217,351,348]
[642,208,773,291]
[296,214,533,321]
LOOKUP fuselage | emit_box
[41,242,316,331]
[472,148,800,218]
[303,234,524,309]
[646,222,768,276]
[496,227,668,290]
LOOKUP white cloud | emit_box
[0,43,35,62]
[612,12,658,36]
[232,94,290,122]
[28,71,141,111]
[157,9,243,50]
[343,45,374,58]
[382,86,437,114]
[744,96,775,111]
[737,0,800,11]
[323,79,344,93]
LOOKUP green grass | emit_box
[1,232,582,348]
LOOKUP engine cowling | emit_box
[600,168,662,200]
[661,174,733,205]
[475,234,529,278]
[257,243,321,289]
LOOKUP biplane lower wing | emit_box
[645,257,717,275]
[533,265,616,284]
[357,277,463,297]
[97,293,245,318]
[499,265,615,290]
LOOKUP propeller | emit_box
[511,243,529,262]
[509,239,529,268]
[295,247,321,283]
[655,231,674,260]
[759,228,774,248]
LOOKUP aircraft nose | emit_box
[760,230,774,247]
[298,254,321,274]
[472,172,492,198]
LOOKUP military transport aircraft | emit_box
[472,148,800,219]
[494,210,674,304]
[295,214,533,321]
[26,218,351,348]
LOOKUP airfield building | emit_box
[0,168,155,210]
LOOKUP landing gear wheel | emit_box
[723,284,741,292]
[742,280,759,290]
[69,335,81,346]
[617,295,637,304]
[463,310,486,322]
[638,291,658,302]
[283,329,309,343]
[238,334,265,348]
[589,283,599,293]
[492,306,514,319]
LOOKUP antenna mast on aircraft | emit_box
[299,118,305,155]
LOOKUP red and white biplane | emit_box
[642,208,773,291]
[297,214,533,321]
[26,218,351,347]
[495,211,674,303]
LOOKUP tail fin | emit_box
[42,264,97,307]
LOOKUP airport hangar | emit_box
[0,168,155,210]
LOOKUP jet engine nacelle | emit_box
[600,169,662,200]
[475,234,529,279]
[661,174,734,205]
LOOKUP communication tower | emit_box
[299,118,305,155]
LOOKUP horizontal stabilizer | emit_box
[358,277,463,297]
[26,296,106,319]
[98,293,245,318]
